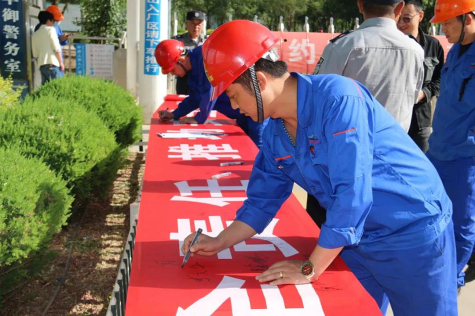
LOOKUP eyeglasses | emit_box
[398,14,418,24]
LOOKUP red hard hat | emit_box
[202,20,280,100]
[154,39,185,74]
[46,5,64,21]
[431,0,475,23]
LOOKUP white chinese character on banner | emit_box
[2,0,19,5]
[3,25,19,39]
[168,144,241,160]
[146,21,159,30]
[4,42,19,56]
[288,39,316,64]
[146,30,159,38]
[146,38,160,47]
[170,217,298,259]
[145,55,157,64]
[172,179,248,206]
[2,8,19,22]
[146,4,160,21]
[4,58,20,72]
[146,47,155,55]
[176,276,324,315]
[145,63,159,72]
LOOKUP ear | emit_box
[395,1,405,17]
[419,10,424,22]
[357,0,364,14]
[466,13,474,26]
[255,71,268,92]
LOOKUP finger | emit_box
[256,270,283,283]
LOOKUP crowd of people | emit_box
[169,0,475,315]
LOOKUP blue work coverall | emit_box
[236,73,457,315]
[171,46,264,146]
[427,42,475,288]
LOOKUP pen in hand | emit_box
[181,228,203,268]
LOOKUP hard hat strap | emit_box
[249,65,264,123]
[458,14,467,43]
[177,61,189,74]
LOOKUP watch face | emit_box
[302,263,313,276]
[302,260,314,277]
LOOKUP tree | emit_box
[78,0,126,38]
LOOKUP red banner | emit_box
[271,32,452,74]
[125,97,381,315]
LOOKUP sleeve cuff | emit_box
[317,225,362,249]
[235,202,273,234]
[193,112,206,124]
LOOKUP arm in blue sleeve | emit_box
[172,95,200,119]
[317,95,374,249]
[235,149,293,234]
[54,26,68,46]
[193,88,215,124]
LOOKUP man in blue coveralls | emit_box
[154,39,265,146]
[427,0,475,288]
[182,20,458,315]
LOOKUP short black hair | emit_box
[457,12,475,22]
[233,59,288,94]
[38,11,54,24]
[404,0,423,11]
[362,1,400,16]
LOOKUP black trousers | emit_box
[306,194,327,228]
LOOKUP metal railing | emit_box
[66,36,123,74]
[106,219,137,316]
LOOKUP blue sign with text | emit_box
[1,0,28,80]
[143,0,160,75]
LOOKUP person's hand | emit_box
[179,117,198,124]
[181,232,224,257]
[59,62,64,72]
[59,34,69,42]
[255,260,314,286]
[158,110,174,121]
[417,90,426,103]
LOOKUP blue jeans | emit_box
[40,64,63,84]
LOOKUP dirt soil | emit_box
[2,152,145,316]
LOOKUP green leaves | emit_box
[78,0,126,38]
[0,148,72,266]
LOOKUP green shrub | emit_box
[0,76,21,109]
[0,95,124,199]
[0,148,72,266]
[31,75,143,147]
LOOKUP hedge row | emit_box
[0,148,72,266]
[0,75,142,270]
[31,76,143,147]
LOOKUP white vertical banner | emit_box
[138,0,168,123]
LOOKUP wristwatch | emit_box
[301,259,315,281]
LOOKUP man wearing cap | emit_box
[172,11,206,95]
[427,0,475,289]
[308,0,424,230]
[154,39,265,147]
[182,20,457,315]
